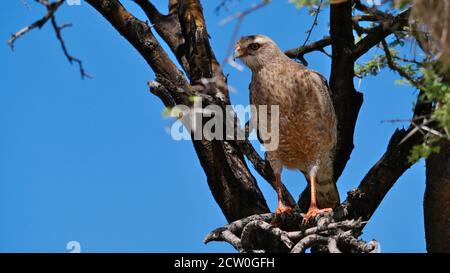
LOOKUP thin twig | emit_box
[295,0,324,62]
[20,0,32,10]
[50,16,92,79]
[8,0,64,50]
[381,39,422,89]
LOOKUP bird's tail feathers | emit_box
[315,179,340,209]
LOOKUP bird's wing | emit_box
[249,82,264,144]
[310,70,333,97]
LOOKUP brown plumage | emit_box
[234,35,340,221]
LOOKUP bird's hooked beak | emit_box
[233,45,245,61]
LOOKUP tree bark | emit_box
[86,0,270,222]
[424,140,450,253]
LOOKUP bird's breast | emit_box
[249,67,336,171]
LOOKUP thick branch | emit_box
[148,81,176,108]
[342,92,433,221]
[133,0,190,74]
[328,1,362,181]
[425,140,450,252]
[178,0,228,95]
[133,0,271,221]
[86,0,188,92]
[298,4,412,214]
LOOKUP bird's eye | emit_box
[249,43,261,50]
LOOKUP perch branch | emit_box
[290,234,330,253]
[205,211,377,253]
[240,220,293,252]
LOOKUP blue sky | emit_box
[0,0,425,252]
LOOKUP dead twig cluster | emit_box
[8,0,90,78]
[205,211,379,253]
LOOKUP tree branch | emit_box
[129,0,272,222]
[9,0,91,78]
[8,0,64,50]
[86,0,189,92]
[205,211,378,253]
[425,139,450,252]
[353,8,411,60]
[11,0,436,253]
[133,0,190,75]
[381,39,423,89]
[329,0,361,180]
[50,16,91,79]
[341,91,433,222]
[148,80,176,108]
[354,0,391,20]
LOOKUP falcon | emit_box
[234,35,340,222]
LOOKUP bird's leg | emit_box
[275,172,293,215]
[303,174,332,223]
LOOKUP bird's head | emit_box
[234,35,283,71]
